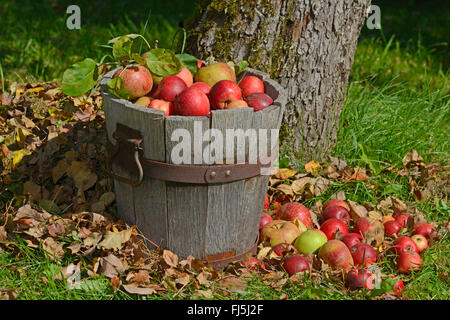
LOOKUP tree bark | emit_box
[185,0,371,162]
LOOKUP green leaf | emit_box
[39,199,62,215]
[61,58,97,97]
[278,157,290,169]
[108,34,141,45]
[369,277,398,297]
[176,53,197,75]
[132,53,147,66]
[236,60,249,75]
[106,77,131,100]
[145,48,183,77]
[112,36,134,61]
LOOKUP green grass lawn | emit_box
[0,0,449,300]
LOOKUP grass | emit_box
[0,0,449,300]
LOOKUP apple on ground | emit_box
[294,230,327,254]
[320,205,351,225]
[175,67,193,87]
[384,220,402,236]
[246,92,273,111]
[195,62,236,87]
[350,243,377,267]
[318,240,354,271]
[390,276,405,294]
[341,233,363,250]
[155,76,187,102]
[391,236,418,255]
[397,252,422,274]
[148,99,172,116]
[242,257,265,271]
[345,268,374,291]
[320,218,349,240]
[261,220,304,247]
[394,213,409,229]
[412,222,438,240]
[113,65,153,99]
[259,212,273,230]
[382,215,396,224]
[352,217,372,237]
[411,234,428,253]
[270,242,290,264]
[209,80,243,110]
[238,76,265,97]
[282,255,310,276]
[323,199,350,212]
[174,87,210,116]
[275,202,313,228]
[190,82,211,95]
[134,96,151,107]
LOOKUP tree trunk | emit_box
[185,0,371,162]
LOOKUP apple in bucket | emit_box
[113,65,153,99]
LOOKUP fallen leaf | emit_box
[162,250,179,268]
[216,276,247,292]
[23,181,42,202]
[42,237,65,260]
[305,160,321,175]
[52,160,69,183]
[275,168,298,180]
[99,254,125,278]
[123,283,156,295]
[83,232,102,247]
[67,161,97,191]
[276,184,294,196]
[348,200,368,222]
[291,177,315,194]
[97,231,122,250]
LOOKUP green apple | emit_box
[294,230,327,254]
[194,62,236,87]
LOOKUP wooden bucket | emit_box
[101,68,286,268]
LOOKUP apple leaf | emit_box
[176,53,197,75]
[108,33,141,45]
[61,58,97,97]
[112,35,135,61]
[145,48,182,77]
[236,60,249,75]
[131,53,147,66]
[106,77,131,100]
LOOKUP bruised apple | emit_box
[318,240,354,271]
[394,213,409,229]
[320,218,349,240]
[114,65,153,99]
[345,268,374,291]
[412,222,438,240]
[261,220,304,247]
[275,202,312,228]
[174,87,210,116]
[195,62,236,87]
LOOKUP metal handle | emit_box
[106,131,144,187]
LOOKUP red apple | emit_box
[392,236,418,255]
[351,243,377,267]
[174,87,210,116]
[345,268,374,291]
[394,213,409,228]
[275,202,312,228]
[227,100,248,109]
[318,240,354,271]
[246,92,273,111]
[155,75,187,102]
[148,99,172,116]
[175,67,193,87]
[261,220,303,247]
[259,212,273,230]
[411,234,428,253]
[264,195,270,210]
[390,276,405,293]
[384,220,402,236]
[323,199,350,212]
[190,82,211,95]
[282,255,310,276]
[320,218,349,240]
[397,252,422,274]
[242,257,265,271]
[238,76,265,97]
[412,222,438,240]
[209,80,243,110]
[313,228,328,238]
[113,65,153,98]
[353,217,372,237]
[271,243,290,257]
[148,83,159,98]
[341,233,363,250]
[321,205,351,225]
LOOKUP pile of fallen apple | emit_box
[112,59,273,117]
[257,197,438,292]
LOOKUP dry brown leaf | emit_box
[97,231,122,250]
[1,289,19,300]
[23,181,42,202]
[368,210,383,222]
[99,254,125,278]
[216,276,247,292]
[276,184,294,196]
[42,237,65,260]
[402,149,425,169]
[274,168,298,180]
[52,160,69,184]
[305,160,321,175]
[362,218,384,247]
[67,242,81,254]
[163,250,179,268]
[291,177,315,194]
[0,226,7,242]
[123,283,156,296]
[127,270,150,284]
[191,289,213,299]
[196,271,211,287]
[314,177,330,196]
[391,197,408,214]
[348,200,368,222]
[67,161,97,191]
